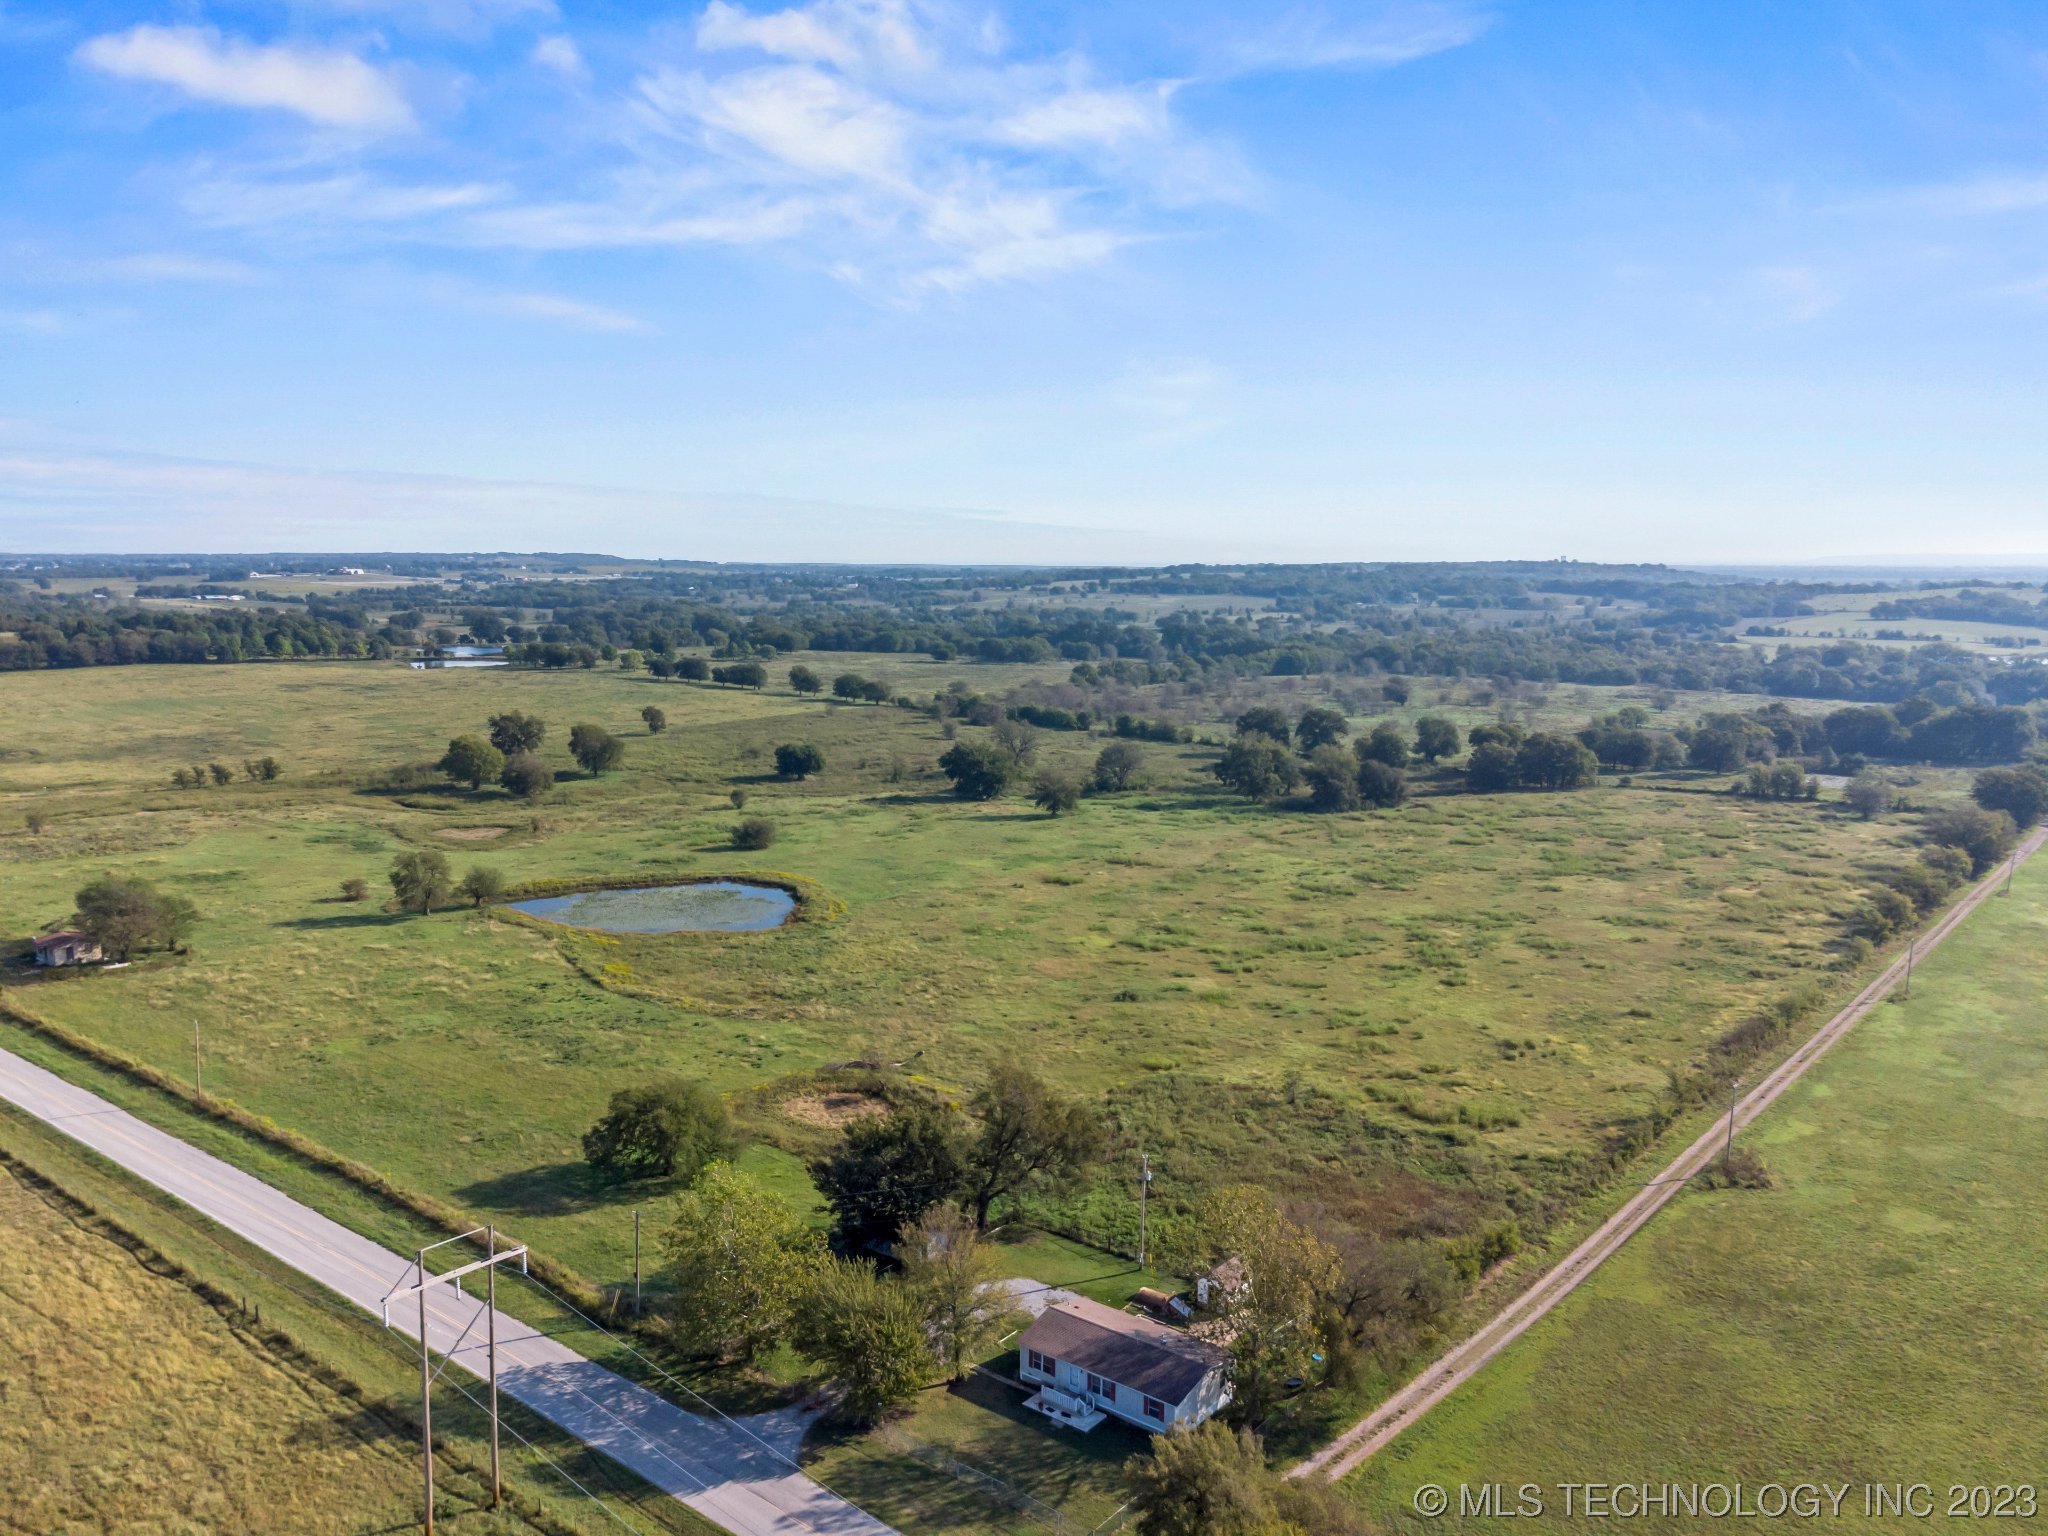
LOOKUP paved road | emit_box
[0,1048,897,1536]
[1295,827,2047,1484]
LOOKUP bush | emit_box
[1844,774,1892,820]
[1212,736,1300,799]
[641,705,667,734]
[389,850,453,914]
[1972,765,2048,829]
[732,817,776,851]
[499,752,553,800]
[583,1077,736,1182]
[457,865,507,907]
[792,1261,933,1423]
[1414,716,1462,763]
[676,657,710,681]
[339,877,369,902]
[1359,721,1409,768]
[938,740,1018,800]
[789,664,822,693]
[1303,745,1361,812]
[569,723,625,775]
[1465,741,1519,793]
[1355,758,1408,808]
[438,735,504,791]
[1923,805,2018,874]
[728,788,748,809]
[774,742,825,779]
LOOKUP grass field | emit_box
[0,1104,717,1536]
[0,655,1952,1532]
[1341,856,2048,1532]
[1731,584,2048,655]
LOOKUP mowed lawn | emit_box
[1342,857,2048,1533]
[0,661,1917,1293]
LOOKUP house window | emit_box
[1143,1397,1166,1421]
[1086,1373,1102,1395]
[1028,1350,1051,1374]
[1100,1380,1116,1403]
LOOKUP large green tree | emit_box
[569,723,625,774]
[899,1205,1022,1381]
[1413,716,1462,763]
[388,850,453,914]
[438,735,503,790]
[961,1066,1101,1230]
[486,711,546,755]
[811,1102,963,1250]
[792,1260,934,1422]
[666,1165,824,1362]
[72,876,197,961]
[938,740,1017,800]
[1292,707,1349,753]
[583,1077,735,1182]
[1212,736,1300,800]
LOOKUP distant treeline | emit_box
[1868,589,2048,630]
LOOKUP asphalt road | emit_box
[0,1047,898,1536]
[1295,825,2048,1484]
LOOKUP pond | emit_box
[506,881,796,933]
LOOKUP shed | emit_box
[33,930,101,967]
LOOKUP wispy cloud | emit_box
[531,33,587,80]
[76,24,415,132]
[92,252,261,284]
[494,291,646,331]
[1209,2,1493,75]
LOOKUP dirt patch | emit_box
[435,826,509,841]
[782,1091,889,1129]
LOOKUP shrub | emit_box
[676,657,710,681]
[1092,740,1145,792]
[583,1077,735,1182]
[499,752,553,800]
[1465,741,1519,793]
[1303,745,1361,812]
[1923,805,2018,874]
[938,740,1018,800]
[1212,736,1299,800]
[641,705,667,734]
[1414,716,1461,763]
[1359,721,1409,768]
[1355,758,1408,809]
[728,788,748,809]
[569,723,625,775]
[1972,765,2048,829]
[789,664,822,693]
[207,761,234,786]
[774,742,825,779]
[732,817,776,851]
[389,850,453,914]
[438,735,504,791]
[457,865,507,907]
[792,1261,934,1423]
[1844,774,1892,820]
[339,877,369,902]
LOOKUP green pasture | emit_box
[1342,857,2048,1533]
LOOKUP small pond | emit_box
[507,881,796,933]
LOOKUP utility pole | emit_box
[633,1208,642,1318]
[486,1225,500,1510]
[1904,936,1916,999]
[417,1248,434,1536]
[193,1020,202,1096]
[1137,1151,1152,1269]
[382,1226,527,1535]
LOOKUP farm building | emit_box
[32,930,101,966]
[1018,1295,1231,1433]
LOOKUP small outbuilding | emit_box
[1019,1294,1231,1433]
[33,930,101,967]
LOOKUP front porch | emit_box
[1025,1386,1106,1433]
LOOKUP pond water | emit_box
[507,881,796,933]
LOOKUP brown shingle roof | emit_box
[1020,1296,1229,1405]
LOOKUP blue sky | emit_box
[4,0,2048,563]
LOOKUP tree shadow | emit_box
[275,911,416,930]
[454,1161,649,1218]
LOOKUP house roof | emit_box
[1020,1295,1230,1405]
[33,930,90,948]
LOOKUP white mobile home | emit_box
[1018,1295,1231,1433]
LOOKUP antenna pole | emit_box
[418,1249,434,1534]
[486,1225,500,1509]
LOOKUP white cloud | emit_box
[658,63,913,183]
[293,0,557,35]
[531,34,587,79]
[1214,2,1493,75]
[76,25,414,132]
[495,291,647,331]
[994,83,1175,150]
[696,0,935,75]
[93,253,261,283]
[184,170,502,232]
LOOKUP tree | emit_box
[438,735,504,791]
[389,850,453,914]
[792,1259,934,1422]
[833,672,876,700]
[1124,1423,1281,1536]
[676,657,710,681]
[641,705,667,734]
[1465,742,1519,793]
[1302,745,1361,812]
[340,877,369,902]
[732,817,777,850]
[899,1205,1022,1380]
[583,1077,735,1182]
[789,664,822,694]
[961,1066,1102,1230]
[1354,758,1408,809]
[1293,707,1349,753]
[456,865,506,907]
[811,1102,963,1251]
[1092,741,1145,793]
[666,1164,824,1362]
[1212,736,1300,800]
[939,740,1018,800]
[1032,771,1082,816]
[1234,706,1292,745]
[713,661,768,689]
[775,742,825,779]
[1686,728,1749,774]
[1413,716,1461,763]
[487,711,546,755]
[1924,805,2017,874]
[1358,722,1409,768]
[208,761,234,786]
[72,876,197,961]
[243,756,281,782]
[1516,732,1599,790]
[1180,1185,1340,1426]
[500,751,553,800]
[569,723,625,774]
[1972,766,2048,829]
